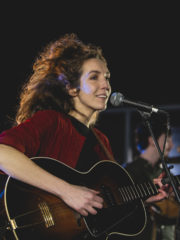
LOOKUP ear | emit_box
[68,87,78,97]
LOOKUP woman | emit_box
[0,33,168,239]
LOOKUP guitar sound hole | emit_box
[100,185,116,207]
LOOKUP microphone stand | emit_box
[138,110,180,203]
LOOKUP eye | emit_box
[104,72,111,82]
[105,76,110,82]
[90,74,98,80]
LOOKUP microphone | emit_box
[110,92,168,114]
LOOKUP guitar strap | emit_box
[91,127,117,163]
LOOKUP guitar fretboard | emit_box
[118,174,180,203]
[118,181,158,203]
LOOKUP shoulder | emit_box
[32,110,66,119]
[30,110,69,124]
[18,110,72,133]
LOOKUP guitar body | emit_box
[4,157,147,240]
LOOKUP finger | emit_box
[80,209,88,216]
[94,195,104,203]
[92,200,103,209]
[89,189,101,194]
[153,178,162,185]
[158,189,168,198]
[158,171,166,178]
[86,206,98,215]
[88,189,104,203]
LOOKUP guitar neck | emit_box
[118,174,180,204]
[118,181,158,203]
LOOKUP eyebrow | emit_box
[88,70,111,76]
[88,70,101,75]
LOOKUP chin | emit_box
[98,105,107,111]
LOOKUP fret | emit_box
[127,186,134,200]
[144,182,151,196]
[123,186,132,201]
[140,184,147,197]
[133,185,140,199]
[118,188,126,203]
[153,182,158,194]
[136,184,143,198]
[147,182,155,195]
[120,187,129,202]
[152,183,158,193]
[129,185,137,199]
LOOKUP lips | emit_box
[97,95,106,98]
[96,94,108,99]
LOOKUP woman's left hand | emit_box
[145,172,170,203]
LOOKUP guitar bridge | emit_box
[38,201,55,228]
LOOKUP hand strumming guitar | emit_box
[59,184,104,216]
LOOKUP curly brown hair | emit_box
[15,33,107,124]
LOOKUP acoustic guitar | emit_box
[2,157,180,240]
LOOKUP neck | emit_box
[140,147,160,167]
[68,110,95,127]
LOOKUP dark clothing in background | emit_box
[125,157,176,240]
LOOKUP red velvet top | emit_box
[0,110,113,169]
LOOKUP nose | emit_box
[101,77,111,91]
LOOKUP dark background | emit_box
[0,2,179,163]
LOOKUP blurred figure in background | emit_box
[125,115,179,240]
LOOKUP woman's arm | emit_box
[0,144,103,216]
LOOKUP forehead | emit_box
[81,58,109,74]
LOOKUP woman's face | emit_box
[72,58,111,116]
